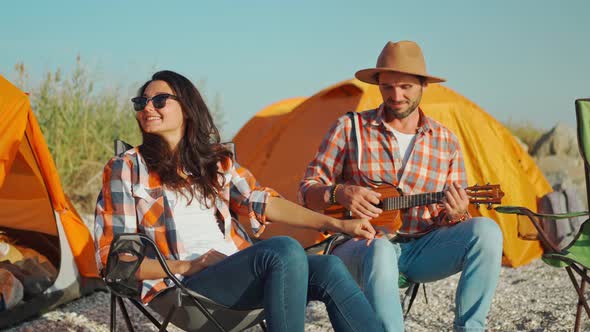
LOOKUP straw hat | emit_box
[355,40,445,85]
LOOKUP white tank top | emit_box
[166,188,238,261]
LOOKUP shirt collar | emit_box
[372,104,435,135]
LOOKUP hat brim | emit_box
[355,68,446,85]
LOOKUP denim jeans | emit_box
[332,217,503,332]
[181,236,384,332]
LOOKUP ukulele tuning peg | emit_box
[475,203,480,209]
[487,203,493,210]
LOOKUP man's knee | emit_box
[366,238,399,264]
[363,238,399,281]
[467,217,503,256]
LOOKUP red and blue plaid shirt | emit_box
[94,147,278,303]
[299,105,468,235]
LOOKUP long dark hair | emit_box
[136,70,232,205]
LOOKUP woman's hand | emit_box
[181,249,227,276]
[338,218,376,242]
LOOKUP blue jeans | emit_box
[332,217,503,332]
[181,236,384,332]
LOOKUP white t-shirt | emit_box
[390,128,417,179]
[165,188,238,261]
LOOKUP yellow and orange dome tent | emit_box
[234,78,552,267]
[0,75,100,326]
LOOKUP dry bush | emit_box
[503,120,545,152]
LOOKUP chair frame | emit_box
[496,206,590,332]
[105,233,350,332]
[104,233,268,332]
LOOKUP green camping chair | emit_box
[495,98,590,332]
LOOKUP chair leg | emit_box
[111,293,117,332]
[186,296,227,332]
[565,266,590,332]
[158,304,177,332]
[116,297,136,332]
[402,283,420,318]
[128,299,165,330]
[575,271,586,332]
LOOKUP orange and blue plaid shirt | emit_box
[94,147,278,303]
[299,105,468,235]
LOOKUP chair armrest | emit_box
[495,206,589,220]
[494,206,578,253]
[131,234,190,289]
[104,233,194,299]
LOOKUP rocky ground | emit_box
[6,258,588,332]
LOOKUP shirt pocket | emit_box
[132,185,166,226]
[132,185,163,201]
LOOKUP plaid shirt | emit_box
[299,105,468,235]
[94,147,278,303]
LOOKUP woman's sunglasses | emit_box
[131,93,178,112]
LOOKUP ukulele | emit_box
[324,184,504,233]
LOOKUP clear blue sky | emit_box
[2,0,589,138]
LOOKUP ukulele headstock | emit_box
[466,184,504,209]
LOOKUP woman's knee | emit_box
[260,236,304,254]
[256,236,307,267]
[309,254,348,278]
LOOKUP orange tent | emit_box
[0,75,99,326]
[234,79,552,267]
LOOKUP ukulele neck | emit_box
[382,192,444,210]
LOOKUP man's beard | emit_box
[384,98,420,119]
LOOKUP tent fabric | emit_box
[234,78,552,267]
[0,75,98,277]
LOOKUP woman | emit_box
[94,70,384,332]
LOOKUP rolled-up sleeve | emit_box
[228,161,280,237]
[298,116,348,206]
[94,157,138,271]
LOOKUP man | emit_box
[299,40,503,332]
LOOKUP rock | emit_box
[513,135,529,153]
[531,123,579,157]
[534,154,588,208]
